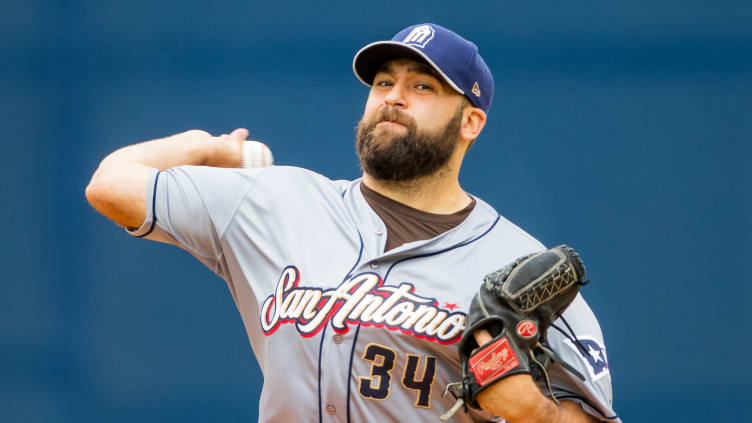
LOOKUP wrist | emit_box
[476,374,555,423]
[203,137,243,168]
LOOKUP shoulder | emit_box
[229,166,356,226]
[161,165,354,217]
[172,164,345,185]
[247,165,351,196]
[471,195,546,256]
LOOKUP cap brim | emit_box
[352,41,464,95]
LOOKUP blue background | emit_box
[2,1,750,422]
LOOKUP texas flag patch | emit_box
[562,336,609,381]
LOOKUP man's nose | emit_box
[383,82,406,108]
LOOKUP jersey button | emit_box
[370,262,379,269]
[326,405,336,415]
[374,226,383,235]
[333,334,343,344]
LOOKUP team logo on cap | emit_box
[402,25,435,48]
[516,320,537,338]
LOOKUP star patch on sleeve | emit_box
[442,302,459,311]
[561,336,609,381]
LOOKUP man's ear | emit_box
[460,106,487,142]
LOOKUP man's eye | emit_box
[375,80,393,87]
[415,83,433,91]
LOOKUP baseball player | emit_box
[86,23,619,422]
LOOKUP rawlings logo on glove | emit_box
[468,337,519,386]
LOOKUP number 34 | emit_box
[358,343,437,408]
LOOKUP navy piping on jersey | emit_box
[317,323,328,423]
[383,214,501,281]
[555,393,619,420]
[345,214,501,422]
[137,170,161,238]
[318,228,364,423]
[346,231,365,280]
[345,324,362,421]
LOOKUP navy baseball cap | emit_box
[353,23,494,113]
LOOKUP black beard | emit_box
[355,106,462,182]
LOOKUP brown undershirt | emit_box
[360,182,476,252]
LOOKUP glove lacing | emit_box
[529,344,559,405]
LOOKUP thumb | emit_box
[230,128,249,140]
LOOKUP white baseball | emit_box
[241,140,274,168]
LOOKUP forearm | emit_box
[86,129,244,228]
[97,130,242,171]
[477,374,597,423]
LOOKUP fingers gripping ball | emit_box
[241,141,274,168]
[441,245,588,420]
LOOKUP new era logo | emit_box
[402,25,435,48]
[472,82,481,97]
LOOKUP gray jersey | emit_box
[128,165,620,422]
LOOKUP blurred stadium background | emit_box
[1,1,750,422]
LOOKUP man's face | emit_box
[356,58,465,182]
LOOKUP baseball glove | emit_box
[440,245,588,420]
